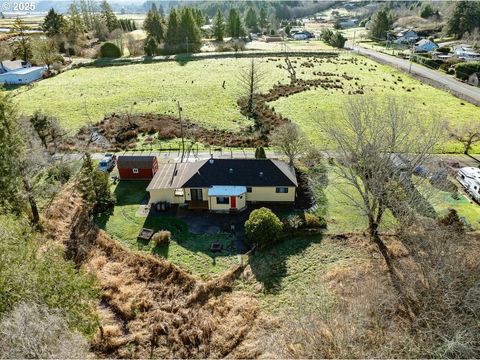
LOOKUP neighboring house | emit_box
[414,39,438,52]
[339,18,359,28]
[290,30,314,40]
[117,155,158,180]
[468,72,480,87]
[147,158,298,212]
[454,44,480,61]
[393,29,418,44]
[0,60,45,85]
[292,32,308,40]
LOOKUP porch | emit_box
[188,200,209,211]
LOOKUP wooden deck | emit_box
[188,200,209,211]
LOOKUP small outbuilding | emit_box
[468,72,480,87]
[117,155,158,180]
[414,39,438,53]
[0,60,45,85]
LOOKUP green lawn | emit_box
[94,181,238,279]
[270,54,480,153]
[12,58,289,132]
[235,235,368,314]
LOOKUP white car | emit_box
[98,154,116,172]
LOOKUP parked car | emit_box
[98,153,117,172]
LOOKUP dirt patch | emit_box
[44,186,260,358]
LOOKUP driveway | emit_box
[353,45,480,106]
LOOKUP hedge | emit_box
[455,62,480,80]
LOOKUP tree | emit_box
[66,1,85,45]
[100,42,121,57]
[143,7,164,43]
[42,8,66,37]
[244,7,258,33]
[100,0,118,32]
[212,9,224,41]
[255,146,267,159]
[80,0,93,31]
[244,207,283,248]
[368,7,393,40]
[227,8,245,38]
[270,122,307,166]
[32,38,62,69]
[177,8,202,53]
[447,1,480,39]
[319,98,442,313]
[420,4,435,19]
[333,18,342,30]
[144,35,158,56]
[238,58,265,117]
[11,18,32,62]
[450,123,480,154]
[164,8,179,53]
[259,6,268,31]
[29,112,64,150]
[0,303,90,359]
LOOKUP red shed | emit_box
[117,155,158,180]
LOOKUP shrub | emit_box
[152,230,171,246]
[304,212,327,228]
[437,46,450,54]
[284,214,304,230]
[455,62,480,80]
[244,207,283,248]
[100,42,122,58]
[255,146,267,159]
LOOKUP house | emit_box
[393,29,418,44]
[339,18,359,28]
[468,72,480,87]
[117,155,158,180]
[414,39,438,53]
[454,44,480,61]
[0,60,45,85]
[146,158,298,212]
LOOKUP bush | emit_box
[439,62,451,72]
[152,230,171,245]
[283,214,304,230]
[437,46,450,54]
[100,42,122,58]
[414,55,444,70]
[244,207,283,248]
[455,62,480,80]
[304,212,327,228]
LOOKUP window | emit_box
[247,187,252,193]
[133,168,139,174]
[276,187,289,193]
[216,196,229,204]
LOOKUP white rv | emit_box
[456,167,480,202]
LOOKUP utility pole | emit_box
[352,29,356,51]
[177,101,185,162]
[409,42,414,73]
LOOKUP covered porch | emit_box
[207,186,247,212]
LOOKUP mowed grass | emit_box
[94,180,238,279]
[271,54,480,153]
[12,58,289,132]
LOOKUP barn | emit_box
[117,155,158,180]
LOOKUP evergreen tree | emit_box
[42,8,66,37]
[79,0,92,31]
[193,8,205,27]
[165,8,179,52]
[227,8,244,38]
[212,9,224,41]
[100,0,118,32]
[12,19,32,62]
[66,1,85,44]
[447,1,480,39]
[144,36,158,56]
[78,153,96,204]
[368,7,393,40]
[259,6,268,31]
[144,7,164,43]
[177,8,202,53]
[244,7,258,33]
[255,147,267,159]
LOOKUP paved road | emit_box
[353,46,480,106]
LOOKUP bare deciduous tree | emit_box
[449,122,480,155]
[238,58,265,117]
[319,97,443,314]
[270,122,308,166]
[32,38,62,69]
[0,302,90,359]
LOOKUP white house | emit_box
[454,44,480,61]
[394,29,418,44]
[0,60,45,85]
[414,39,438,53]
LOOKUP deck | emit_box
[187,200,209,211]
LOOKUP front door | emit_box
[230,196,236,209]
[191,189,203,201]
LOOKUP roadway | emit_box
[353,45,480,106]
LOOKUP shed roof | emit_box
[117,155,156,169]
[208,186,247,196]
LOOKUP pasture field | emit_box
[11,53,480,152]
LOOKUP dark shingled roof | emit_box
[181,159,297,188]
[117,155,156,169]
